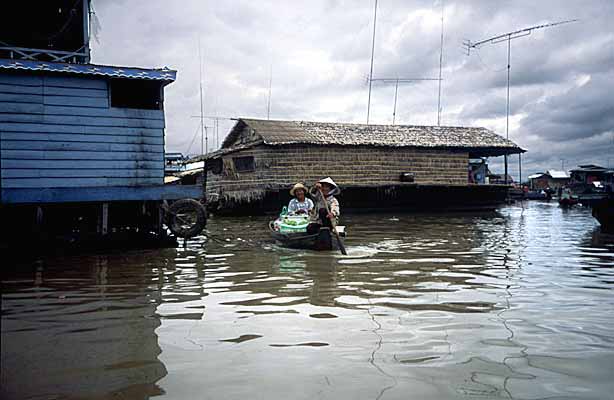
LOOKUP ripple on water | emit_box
[2,204,614,399]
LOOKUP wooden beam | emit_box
[1,185,203,203]
[101,203,109,235]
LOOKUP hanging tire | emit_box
[167,199,206,238]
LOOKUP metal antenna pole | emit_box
[369,77,441,124]
[392,78,399,125]
[366,0,378,124]
[463,19,578,185]
[505,35,510,185]
[266,63,272,120]
[198,37,206,155]
[191,115,234,150]
[437,0,444,126]
[204,126,208,155]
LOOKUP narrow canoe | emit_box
[270,225,346,251]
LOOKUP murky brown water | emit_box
[2,201,614,399]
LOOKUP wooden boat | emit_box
[558,187,579,207]
[269,223,346,251]
[558,197,578,207]
[526,190,549,200]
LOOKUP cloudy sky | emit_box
[91,0,614,176]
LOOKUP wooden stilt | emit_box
[157,202,165,237]
[101,203,109,236]
[35,206,43,232]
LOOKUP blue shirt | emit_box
[288,198,314,215]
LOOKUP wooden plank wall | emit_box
[205,144,469,202]
[0,73,165,190]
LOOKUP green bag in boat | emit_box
[277,215,310,233]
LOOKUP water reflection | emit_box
[1,254,169,399]
[2,202,614,399]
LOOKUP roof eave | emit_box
[0,59,177,82]
[261,140,525,156]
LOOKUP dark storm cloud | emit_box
[521,71,614,141]
[91,0,614,172]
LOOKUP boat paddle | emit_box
[319,188,347,255]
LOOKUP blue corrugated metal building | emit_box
[0,1,202,247]
[0,59,200,203]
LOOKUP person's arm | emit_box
[307,198,315,212]
[310,184,321,198]
[329,198,340,218]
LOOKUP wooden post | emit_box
[35,206,43,232]
[202,159,208,201]
[519,153,522,185]
[141,201,147,233]
[101,203,109,236]
[157,202,165,237]
[82,0,91,63]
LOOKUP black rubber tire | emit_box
[167,199,206,238]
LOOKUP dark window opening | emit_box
[233,156,255,172]
[208,158,223,174]
[109,79,162,110]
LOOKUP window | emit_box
[109,78,162,110]
[232,156,255,172]
[208,158,223,174]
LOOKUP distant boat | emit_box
[526,190,549,200]
[559,197,578,207]
[558,188,578,207]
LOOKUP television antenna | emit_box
[366,0,378,124]
[437,0,444,126]
[190,115,235,151]
[185,122,214,156]
[369,77,441,124]
[266,63,273,120]
[197,37,207,155]
[463,19,578,184]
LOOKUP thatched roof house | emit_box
[196,118,525,213]
[213,118,523,157]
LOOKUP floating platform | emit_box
[207,184,510,215]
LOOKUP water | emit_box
[2,202,614,399]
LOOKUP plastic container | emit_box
[277,215,309,233]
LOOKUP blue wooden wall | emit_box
[0,72,165,195]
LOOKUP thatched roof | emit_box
[196,118,525,161]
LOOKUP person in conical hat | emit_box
[307,177,341,233]
[288,182,314,215]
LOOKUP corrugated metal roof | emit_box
[220,118,525,157]
[0,59,176,81]
[528,173,545,179]
[546,170,569,179]
[570,165,610,173]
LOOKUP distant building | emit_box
[165,152,186,175]
[570,165,613,186]
[193,118,525,213]
[488,173,515,185]
[528,170,570,190]
[568,165,614,205]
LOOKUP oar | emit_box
[319,189,347,255]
